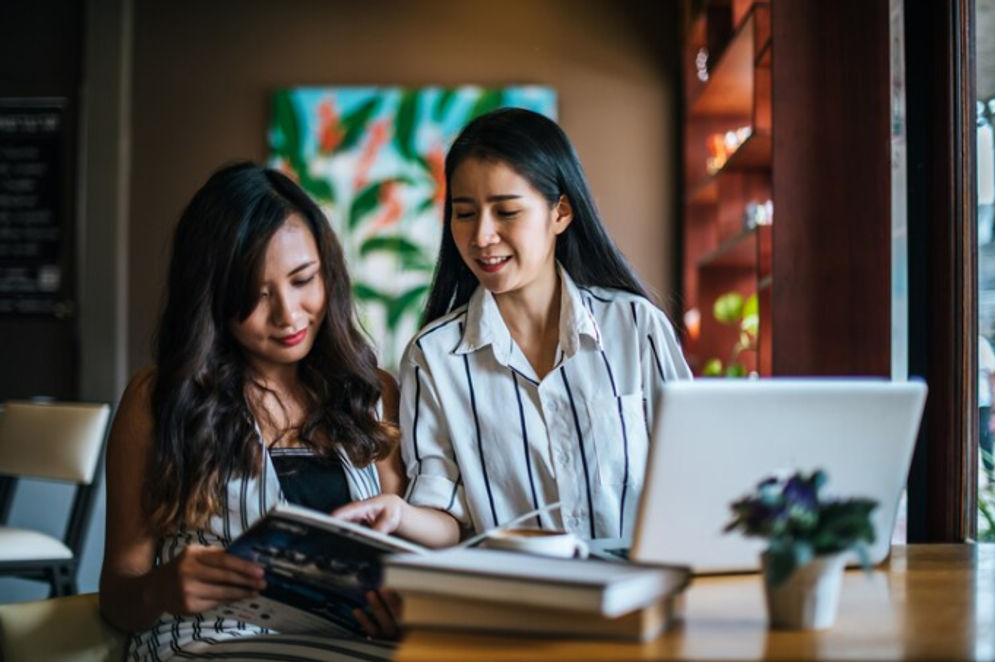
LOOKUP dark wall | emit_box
[0,0,83,399]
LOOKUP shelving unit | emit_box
[682,0,772,376]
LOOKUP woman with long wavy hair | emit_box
[100,162,404,661]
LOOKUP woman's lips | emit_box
[275,328,307,347]
[476,256,511,273]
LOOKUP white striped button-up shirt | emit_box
[400,267,692,540]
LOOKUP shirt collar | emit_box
[453,264,603,364]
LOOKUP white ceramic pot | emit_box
[762,551,847,630]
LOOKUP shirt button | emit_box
[555,452,570,466]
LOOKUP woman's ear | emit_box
[552,195,574,236]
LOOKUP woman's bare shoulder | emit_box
[112,367,158,443]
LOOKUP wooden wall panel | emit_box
[771,0,891,377]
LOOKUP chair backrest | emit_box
[0,401,111,484]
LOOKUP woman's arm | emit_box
[333,362,461,548]
[99,370,266,632]
[332,495,460,548]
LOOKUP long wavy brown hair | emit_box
[147,162,396,534]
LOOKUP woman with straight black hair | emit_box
[101,162,403,661]
[335,108,691,546]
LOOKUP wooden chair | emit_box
[0,401,111,597]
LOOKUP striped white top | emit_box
[127,435,383,662]
[400,266,692,540]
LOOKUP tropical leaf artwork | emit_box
[268,86,557,371]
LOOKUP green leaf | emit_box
[299,175,334,204]
[725,363,747,378]
[338,97,381,153]
[812,470,828,492]
[349,182,384,230]
[414,153,435,175]
[713,292,744,325]
[387,284,430,330]
[359,235,423,259]
[394,91,419,160]
[352,283,391,305]
[416,197,438,215]
[703,358,723,376]
[469,89,504,120]
[743,292,759,318]
[741,292,759,336]
[792,541,815,568]
[359,235,436,273]
[433,89,458,122]
[270,91,302,163]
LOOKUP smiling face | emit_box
[229,214,326,378]
[449,158,572,299]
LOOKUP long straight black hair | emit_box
[421,107,649,325]
[148,162,395,533]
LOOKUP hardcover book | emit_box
[384,548,691,618]
[401,591,686,641]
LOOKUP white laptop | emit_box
[589,379,927,574]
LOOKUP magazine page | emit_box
[226,504,423,635]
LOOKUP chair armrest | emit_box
[0,592,127,662]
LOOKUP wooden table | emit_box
[395,544,995,661]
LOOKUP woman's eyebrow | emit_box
[451,194,523,203]
[287,260,318,276]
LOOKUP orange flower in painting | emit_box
[426,145,446,209]
[318,99,343,154]
[354,119,391,190]
[369,180,404,232]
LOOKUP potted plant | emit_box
[724,470,878,629]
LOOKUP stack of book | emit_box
[384,548,690,641]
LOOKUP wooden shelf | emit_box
[689,9,758,118]
[682,2,772,378]
[723,130,771,169]
[687,130,771,204]
[698,227,758,269]
[688,178,718,205]
[756,37,772,68]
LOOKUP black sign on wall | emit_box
[0,99,67,317]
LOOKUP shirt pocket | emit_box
[589,392,650,486]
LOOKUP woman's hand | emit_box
[332,494,406,534]
[153,544,267,615]
[333,495,461,548]
[354,589,404,640]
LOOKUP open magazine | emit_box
[224,502,428,635]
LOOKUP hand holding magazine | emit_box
[224,502,428,635]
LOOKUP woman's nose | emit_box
[472,214,499,247]
[269,290,299,328]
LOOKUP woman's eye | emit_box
[453,210,475,220]
[497,209,520,219]
[293,274,317,287]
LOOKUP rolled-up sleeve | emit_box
[399,342,469,527]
